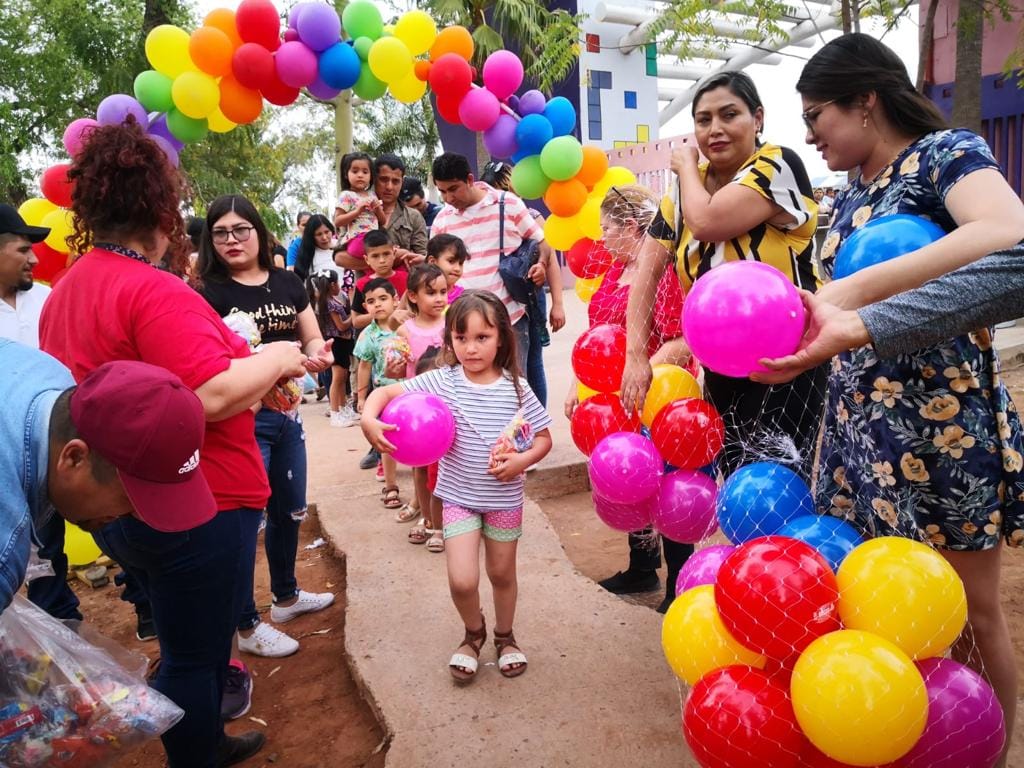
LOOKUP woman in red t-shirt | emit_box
[563,185,696,611]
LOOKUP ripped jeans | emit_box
[238,408,308,630]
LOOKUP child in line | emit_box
[397,264,449,545]
[354,278,406,505]
[310,270,358,427]
[361,291,552,684]
[426,233,469,304]
[352,230,408,331]
[334,152,383,262]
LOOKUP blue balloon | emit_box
[510,148,530,164]
[776,514,863,572]
[515,114,553,157]
[715,462,814,544]
[543,96,577,136]
[832,213,945,279]
[318,42,362,90]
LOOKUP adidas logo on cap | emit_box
[178,449,200,475]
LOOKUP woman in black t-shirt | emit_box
[197,195,337,662]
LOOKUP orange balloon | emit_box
[190,26,235,77]
[414,60,432,82]
[218,75,263,124]
[430,26,474,62]
[204,8,243,49]
[577,146,610,189]
[544,178,588,218]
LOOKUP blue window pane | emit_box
[624,90,637,109]
[589,120,602,140]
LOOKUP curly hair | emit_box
[66,116,186,257]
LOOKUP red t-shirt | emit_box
[353,270,408,315]
[39,248,270,512]
[588,260,685,359]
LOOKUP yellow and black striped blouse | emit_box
[649,144,821,291]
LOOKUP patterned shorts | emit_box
[442,503,523,542]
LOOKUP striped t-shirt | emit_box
[401,365,552,510]
[430,183,544,325]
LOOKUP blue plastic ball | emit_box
[715,462,814,544]
[832,213,945,279]
[776,514,863,572]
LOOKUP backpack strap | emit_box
[498,191,506,257]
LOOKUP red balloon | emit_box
[649,398,724,469]
[570,393,640,455]
[566,238,613,279]
[715,536,840,661]
[435,93,463,125]
[428,53,473,100]
[235,0,280,50]
[31,241,67,282]
[232,42,275,89]
[571,323,626,393]
[40,164,74,208]
[683,666,804,768]
[260,70,300,106]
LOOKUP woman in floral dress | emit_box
[798,34,1024,763]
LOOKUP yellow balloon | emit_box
[145,25,194,79]
[64,523,102,567]
[18,197,57,227]
[171,71,220,119]
[575,196,603,241]
[592,165,638,197]
[837,536,967,659]
[574,274,603,303]
[368,37,414,84]
[393,10,437,56]
[206,107,236,134]
[389,72,427,104]
[577,382,600,403]
[642,364,701,427]
[544,214,583,251]
[661,585,765,685]
[792,629,928,765]
[42,209,75,253]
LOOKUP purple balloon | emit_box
[507,95,520,112]
[307,75,342,101]
[276,40,319,88]
[682,261,806,378]
[380,392,455,467]
[483,114,519,159]
[288,1,316,29]
[147,114,185,151]
[149,135,179,167]
[297,2,342,52]
[588,432,662,505]
[63,118,99,156]
[518,89,546,116]
[675,545,735,595]
[593,492,654,533]
[901,658,1005,768]
[653,470,719,544]
[96,94,149,129]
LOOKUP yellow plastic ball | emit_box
[64,523,102,567]
[642,364,701,427]
[574,274,603,303]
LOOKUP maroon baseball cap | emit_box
[70,361,217,532]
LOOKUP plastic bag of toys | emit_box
[223,311,303,415]
[488,409,535,473]
[0,595,183,767]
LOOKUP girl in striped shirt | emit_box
[360,290,552,684]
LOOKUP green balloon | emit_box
[539,136,585,182]
[343,1,384,41]
[352,66,387,100]
[510,155,551,200]
[166,108,208,144]
[353,36,373,61]
[134,70,174,113]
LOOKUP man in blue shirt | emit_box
[400,177,441,235]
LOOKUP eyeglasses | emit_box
[801,99,837,131]
[211,225,255,244]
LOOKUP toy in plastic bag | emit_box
[488,409,534,474]
[0,595,183,767]
[382,336,411,381]
[223,311,302,415]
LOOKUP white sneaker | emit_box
[270,590,336,624]
[237,622,299,658]
[339,405,359,427]
[329,411,345,428]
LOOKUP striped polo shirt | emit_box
[401,365,552,510]
[430,183,544,325]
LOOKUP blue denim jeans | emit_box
[94,509,254,768]
[26,514,82,621]
[526,291,548,407]
[238,409,307,628]
[512,315,531,385]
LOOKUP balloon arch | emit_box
[19,0,638,286]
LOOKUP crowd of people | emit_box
[2,31,1024,768]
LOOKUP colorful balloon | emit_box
[573,274,603,303]
[18,198,57,227]
[577,146,609,188]
[429,25,473,61]
[539,135,584,182]
[235,0,281,50]
[96,94,149,129]
[775,515,862,572]
[149,135,180,167]
[166,109,208,143]
[427,53,473,99]
[145,25,193,78]
[543,96,577,136]
[62,118,99,157]
[307,75,342,101]
[833,214,945,280]
[458,87,501,132]
[379,392,455,466]
[482,50,524,100]
[275,40,319,88]
[31,242,68,283]
[318,41,362,90]
[543,214,582,250]
[204,8,244,49]
[343,1,384,42]
[588,432,662,505]
[570,392,640,455]
[368,36,413,83]
[654,470,718,543]
[218,76,263,124]
[510,155,551,201]
[675,545,735,595]
[515,114,554,156]
[42,209,75,254]
[571,323,626,393]
[517,89,546,115]
[352,66,387,100]
[389,72,428,104]
[171,71,220,118]
[206,107,237,133]
[593,492,654,533]
[134,70,175,113]
[715,462,814,544]
[189,26,235,77]
[649,398,724,470]
[147,114,185,150]
[40,165,74,208]
[232,42,275,89]
[543,179,587,218]
[565,238,613,279]
[483,114,519,159]
[641,364,701,428]
[393,10,437,56]
[295,2,341,51]
[575,196,603,240]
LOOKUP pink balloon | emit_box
[63,118,99,156]
[588,432,662,505]
[682,261,806,378]
[458,87,501,132]
[275,40,319,88]
[675,544,735,595]
[482,50,524,101]
[593,492,654,533]
[380,392,455,467]
[653,470,718,543]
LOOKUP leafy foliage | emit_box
[352,98,440,181]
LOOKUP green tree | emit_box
[352,98,440,182]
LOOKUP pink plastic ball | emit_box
[674,544,735,595]
[379,392,455,467]
[588,432,662,505]
[458,88,501,132]
[653,470,718,543]
[482,50,524,100]
[593,492,654,533]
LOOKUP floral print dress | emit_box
[816,128,1024,551]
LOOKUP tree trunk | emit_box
[917,0,941,91]
[841,0,853,34]
[475,131,490,177]
[334,91,353,194]
[951,0,984,132]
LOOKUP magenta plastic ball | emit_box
[97,94,149,129]
[900,658,1005,768]
[482,50,524,100]
[275,41,319,88]
[588,432,662,505]
[593,492,654,533]
[63,118,99,156]
[483,114,519,159]
[458,88,501,132]
[682,261,805,378]
[653,470,719,544]
[674,545,735,595]
[379,392,455,467]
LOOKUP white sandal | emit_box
[449,616,486,684]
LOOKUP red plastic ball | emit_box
[570,393,640,455]
[571,323,626,393]
[683,666,804,768]
[40,164,74,208]
[566,238,613,279]
[232,42,275,90]
[649,398,724,469]
[235,0,281,50]
[715,536,841,661]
